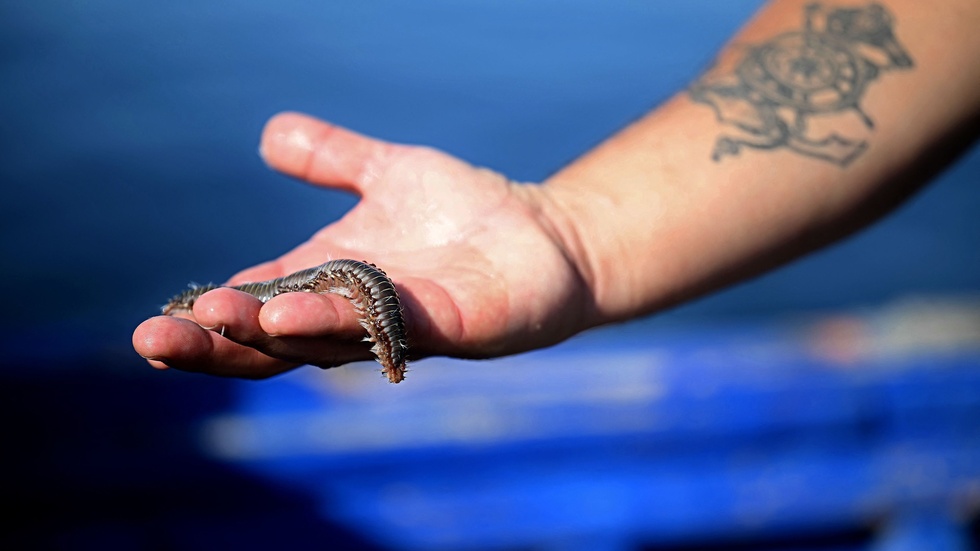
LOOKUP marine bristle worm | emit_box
[163,259,408,383]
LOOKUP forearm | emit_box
[541,0,980,325]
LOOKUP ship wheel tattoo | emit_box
[689,2,914,166]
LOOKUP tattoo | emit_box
[689,2,913,166]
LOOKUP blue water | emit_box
[3,0,977,347]
[2,3,979,549]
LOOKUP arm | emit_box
[133,0,980,378]
[541,0,980,325]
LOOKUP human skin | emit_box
[133,0,980,378]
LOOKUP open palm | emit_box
[133,112,594,378]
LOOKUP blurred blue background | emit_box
[2,1,978,549]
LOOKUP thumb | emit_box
[259,112,395,194]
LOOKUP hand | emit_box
[133,112,595,378]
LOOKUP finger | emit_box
[194,287,377,368]
[258,292,365,339]
[256,292,380,368]
[133,315,296,379]
[134,315,212,368]
[174,288,302,374]
[191,288,268,345]
[248,336,378,372]
[259,111,395,194]
[194,287,364,342]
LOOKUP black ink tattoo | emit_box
[689,2,913,166]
